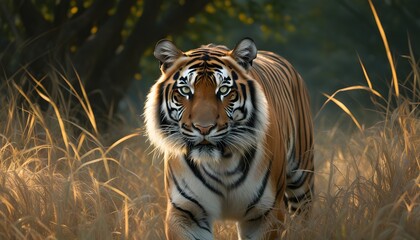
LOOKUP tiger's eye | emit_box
[219,86,229,95]
[180,86,191,95]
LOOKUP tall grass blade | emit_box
[368,0,399,98]
[32,79,70,152]
[105,132,141,155]
[406,38,419,102]
[124,197,129,239]
[322,93,363,131]
[56,67,99,135]
[316,85,384,120]
[358,55,373,90]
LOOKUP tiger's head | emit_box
[144,38,269,165]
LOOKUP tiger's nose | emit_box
[192,123,215,135]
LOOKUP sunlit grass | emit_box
[0,69,165,239]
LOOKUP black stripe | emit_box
[187,51,209,57]
[165,84,171,108]
[169,164,209,222]
[205,62,223,70]
[184,156,224,197]
[185,57,201,66]
[287,171,308,190]
[246,80,258,128]
[231,71,238,81]
[200,54,210,61]
[202,165,224,185]
[247,207,272,222]
[287,188,312,203]
[187,50,225,57]
[157,83,171,132]
[247,192,280,222]
[224,160,244,176]
[247,80,257,109]
[169,165,210,229]
[182,132,196,138]
[157,82,165,124]
[165,84,179,122]
[245,159,272,215]
[189,62,203,70]
[227,148,256,189]
[287,181,305,190]
[240,83,247,103]
[248,172,284,222]
[173,71,180,80]
[170,200,212,233]
[210,57,227,66]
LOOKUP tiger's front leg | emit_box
[164,156,215,240]
[236,212,281,240]
[165,201,214,240]
[236,199,285,240]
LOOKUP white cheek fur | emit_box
[144,77,185,156]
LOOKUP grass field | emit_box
[1,7,419,240]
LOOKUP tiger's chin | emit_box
[188,145,223,165]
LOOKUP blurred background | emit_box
[1,0,419,131]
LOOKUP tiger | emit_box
[144,38,314,240]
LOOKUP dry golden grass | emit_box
[0,70,167,239]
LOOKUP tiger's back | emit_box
[251,51,314,213]
[144,38,313,240]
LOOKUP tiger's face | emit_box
[145,39,268,165]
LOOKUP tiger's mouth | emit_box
[194,142,217,151]
[191,141,232,159]
[197,139,212,145]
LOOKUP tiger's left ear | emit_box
[154,39,183,72]
[230,38,257,70]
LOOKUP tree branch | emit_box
[55,0,114,51]
[53,0,70,26]
[75,0,133,86]
[14,0,51,36]
[338,0,374,30]
[110,0,164,71]
[157,0,212,34]
[0,2,22,44]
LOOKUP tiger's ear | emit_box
[230,38,257,69]
[154,39,183,72]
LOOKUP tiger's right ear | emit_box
[154,39,183,72]
[230,38,257,70]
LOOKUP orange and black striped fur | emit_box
[144,38,314,240]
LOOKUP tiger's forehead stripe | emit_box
[179,54,230,86]
[186,46,228,57]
